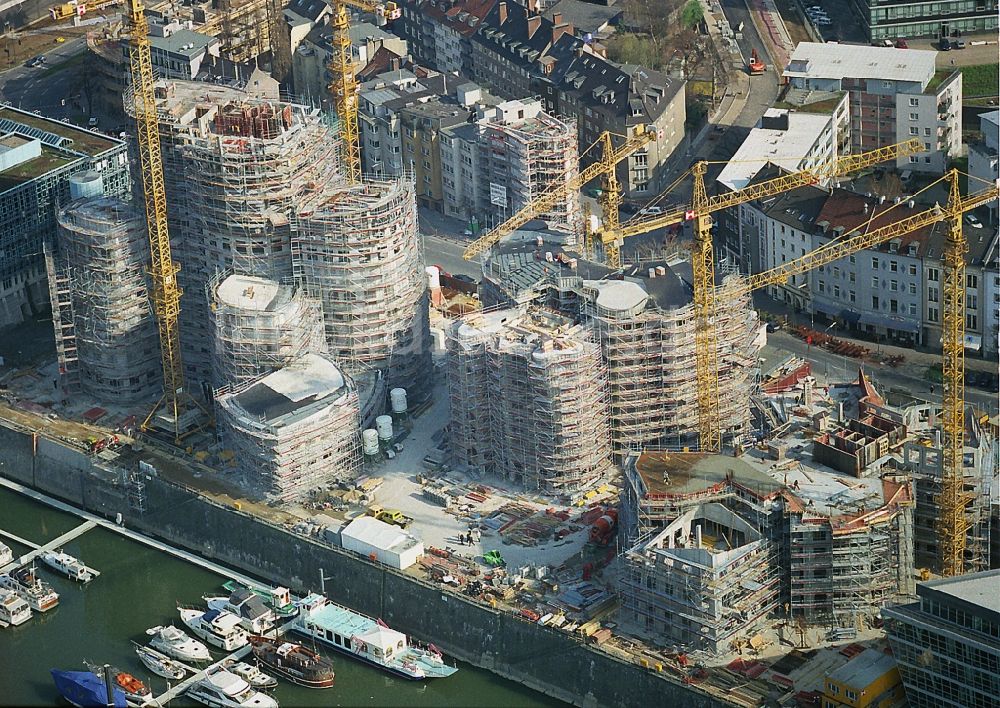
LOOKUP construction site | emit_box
[46,185,162,405]
[445,306,612,494]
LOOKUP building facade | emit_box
[968,110,998,223]
[0,108,128,329]
[851,0,998,41]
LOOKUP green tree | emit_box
[681,0,704,29]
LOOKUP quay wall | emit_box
[0,421,725,708]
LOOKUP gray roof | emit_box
[826,648,896,690]
[150,29,217,57]
[542,0,623,35]
[920,569,1000,618]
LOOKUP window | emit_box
[890,280,898,291]
[846,690,858,701]
[928,268,939,282]
[819,281,825,293]
[890,260,898,272]
[890,299,898,313]
[967,313,977,329]
[850,272,856,283]
[872,295,880,309]
[834,285,841,297]
[909,303,917,315]
[872,257,879,269]
[967,274,978,288]
[909,283,917,295]
[849,290,856,303]
[909,97,919,107]
[872,276,879,288]
[929,286,939,302]
[909,127,920,135]
[849,255,856,264]
[968,294,978,309]
[924,127,932,136]
[929,307,939,322]
[909,112,919,120]
[909,264,917,276]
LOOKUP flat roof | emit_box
[633,452,784,497]
[717,110,832,191]
[216,274,282,311]
[922,569,1000,616]
[0,106,120,157]
[784,42,936,84]
[826,648,896,689]
[0,145,76,192]
[150,28,217,57]
[229,354,349,424]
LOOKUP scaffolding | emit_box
[48,197,161,404]
[216,352,362,502]
[293,175,432,399]
[208,271,327,390]
[445,306,612,493]
[153,81,342,388]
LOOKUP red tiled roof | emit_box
[815,188,946,258]
[421,0,496,37]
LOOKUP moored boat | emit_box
[40,550,99,583]
[223,659,278,690]
[185,666,278,708]
[1,564,59,612]
[221,581,297,618]
[203,587,276,634]
[146,624,212,662]
[133,642,186,680]
[292,594,457,680]
[0,586,31,627]
[247,634,335,689]
[0,541,12,567]
[84,661,157,707]
[179,607,248,651]
[50,668,128,708]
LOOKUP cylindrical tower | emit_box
[56,197,161,404]
[208,272,327,391]
[294,176,431,399]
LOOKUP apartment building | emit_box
[884,570,1000,708]
[968,110,998,223]
[121,19,221,80]
[822,648,905,708]
[783,43,961,174]
[469,2,685,198]
[397,0,494,75]
[292,21,408,107]
[440,98,579,232]
[851,0,998,41]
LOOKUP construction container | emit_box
[426,266,441,289]
[68,171,103,199]
[390,387,407,414]
[362,429,380,456]
[375,415,394,442]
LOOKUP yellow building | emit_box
[823,647,905,708]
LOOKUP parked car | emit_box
[638,206,666,216]
[939,38,951,50]
[895,38,908,48]
[87,117,99,128]
[965,213,983,228]
[953,39,965,49]
[875,39,894,47]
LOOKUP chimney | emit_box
[527,15,541,37]
[552,22,573,44]
[499,1,507,24]
[551,12,562,24]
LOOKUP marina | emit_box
[0,483,561,706]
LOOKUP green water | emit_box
[0,488,563,707]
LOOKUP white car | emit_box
[965,214,983,228]
[638,206,666,216]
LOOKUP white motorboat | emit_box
[40,550,99,583]
[134,642,186,680]
[224,660,278,690]
[0,565,59,612]
[0,541,13,567]
[185,667,278,708]
[179,607,248,651]
[203,587,276,634]
[146,624,212,662]
[0,586,31,627]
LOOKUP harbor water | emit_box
[0,486,563,707]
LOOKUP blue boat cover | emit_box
[50,669,127,708]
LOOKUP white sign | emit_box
[489,182,507,207]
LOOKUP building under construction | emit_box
[294,176,432,398]
[208,272,327,391]
[479,232,765,454]
[215,352,361,502]
[46,191,161,404]
[446,306,612,493]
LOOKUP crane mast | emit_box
[126,0,190,440]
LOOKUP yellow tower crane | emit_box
[463,126,655,261]
[601,139,923,449]
[127,0,202,441]
[329,0,401,183]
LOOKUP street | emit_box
[0,35,90,120]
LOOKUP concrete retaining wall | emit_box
[0,420,724,708]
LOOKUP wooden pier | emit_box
[0,520,97,574]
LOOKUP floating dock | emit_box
[0,520,97,574]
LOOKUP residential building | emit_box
[284,0,332,59]
[440,97,579,232]
[984,239,999,359]
[717,101,847,271]
[968,110,998,223]
[541,0,623,38]
[783,43,961,174]
[851,0,998,42]
[469,2,685,197]
[0,108,129,328]
[292,20,408,107]
[884,569,1000,708]
[122,18,221,80]
[396,0,494,75]
[822,647,905,708]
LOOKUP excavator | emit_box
[748,48,766,75]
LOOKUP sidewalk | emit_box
[755,293,998,372]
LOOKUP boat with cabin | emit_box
[50,669,128,708]
[146,624,212,662]
[179,607,249,651]
[221,581,297,618]
[0,586,31,627]
[1,564,59,612]
[185,666,278,708]
[134,643,186,680]
[40,550,99,583]
[203,586,276,634]
[292,594,457,680]
[223,659,278,690]
[83,661,156,706]
[0,541,12,567]
[247,635,335,689]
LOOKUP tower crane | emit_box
[462,126,655,260]
[126,0,203,441]
[329,0,401,183]
[731,174,997,576]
